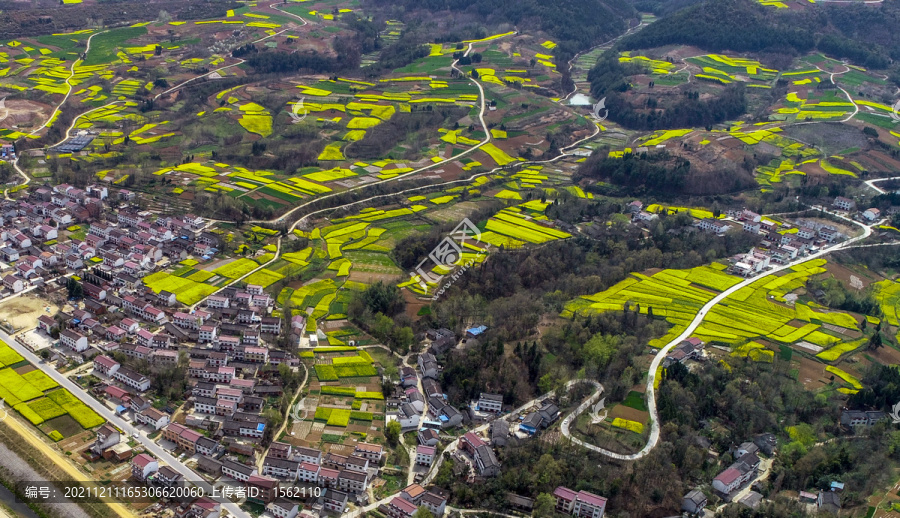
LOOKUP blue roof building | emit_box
[466,325,487,338]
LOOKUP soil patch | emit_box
[0,296,58,331]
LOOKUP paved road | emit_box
[153,29,291,102]
[31,30,106,136]
[2,334,251,518]
[557,207,881,460]
[245,37,500,230]
[558,20,648,103]
[256,362,308,472]
[188,235,282,310]
[864,175,900,194]
[5,30,108,199]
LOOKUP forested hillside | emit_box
[364,0,637,56]
[618,0,897,69]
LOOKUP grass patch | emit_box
[83,27,148,65]
[621,391,647,412]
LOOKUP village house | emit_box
[712,452,760,496]
[698,218,730,235]
[553,487,607,518]
[267,499,300,518]
[136,407,170,430]
[92,424,120,454]
[132,453,159,482]
[113,366,151,392]
[322,489,349,514]
[833,196,856,211]
[263,456,301,481]
[93,355,120,377]
[60,329,88,352]
[682,489,707,515]
[840,410,888,428]
[415,445,436,466]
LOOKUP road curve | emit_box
[558,208,879,460]
[242,38,501,231]
[864,175,900,194]
[6,30,107,199]
[31,30,107,136]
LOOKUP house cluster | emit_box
[380,484,448,518]
[8,185,211,296]
[257,441,385,513]
[458,431,501,478]
[519,399,559,435]
[0,183,121,295]
[625,200,664,225]
[138,435,388,513]
[833,195,900,225]
[133,452,272,518]
[711,441,761,498]
[66,277,282,360]
[662,338,705,367]
[730,218,846,276]
[389,331,461,434]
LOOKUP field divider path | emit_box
[1,331,252,518]
[0,409,136,518]
[787,63,857,128]
[244,37,501,231]
[256,362,308,472]
[559,207,881,460]
[269,2,315,24]
[188,236,282,310]
[153,28,291,101]
[558,20,648,103]
[31,30,106,137]
[6,30,107,199]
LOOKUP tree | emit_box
[362,281,405,316]
[262,407,284,444]
[385,420,401,447]
[533,493,556,517]
[536,453,562,489]
[868,331,883,350]
[413,507,435,518]
[66,277,83,299]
